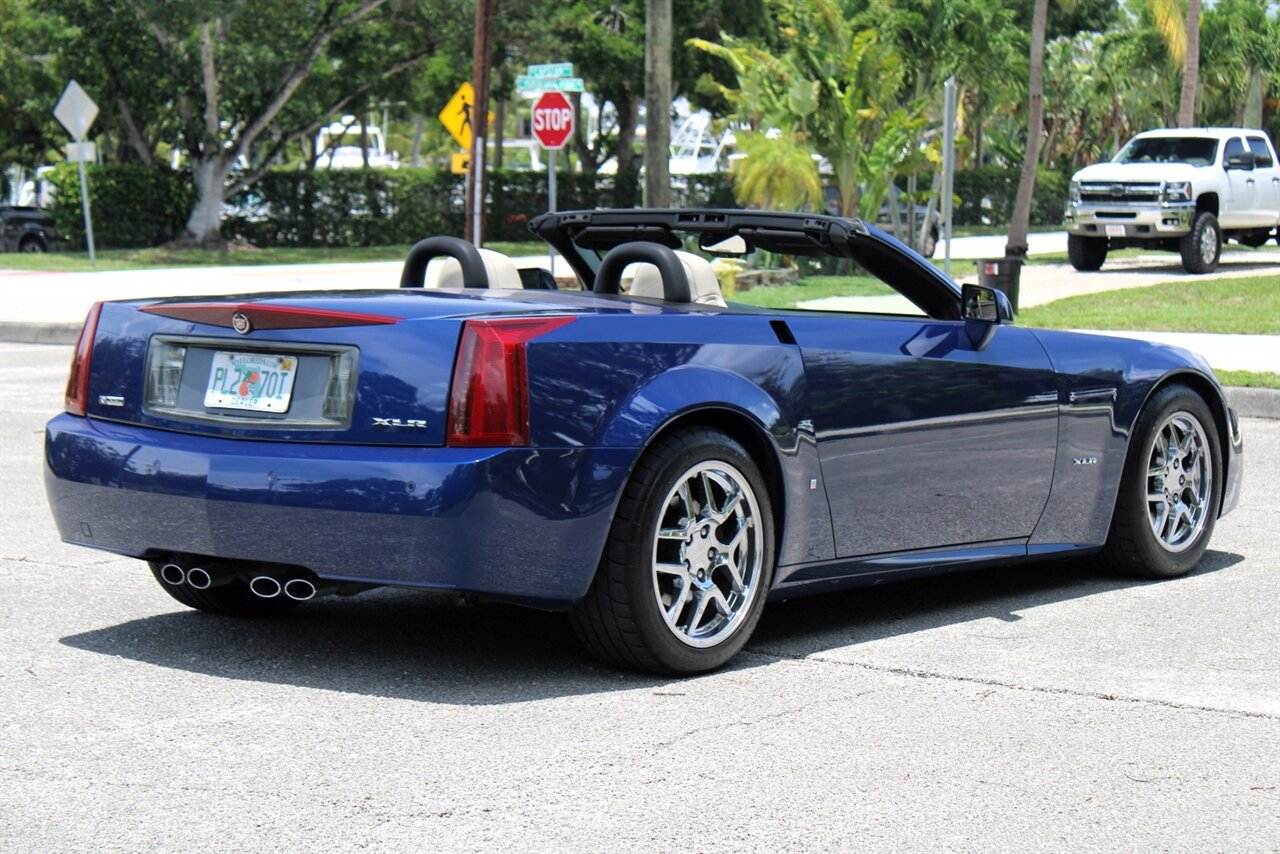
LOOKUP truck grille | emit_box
[1079,183,1161,204]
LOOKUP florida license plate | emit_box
[204,351,298,412]
[1105,225,1126,237]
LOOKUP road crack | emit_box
[741,648,1278,721]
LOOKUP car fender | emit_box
[1029,329,1238,547]
[598,360,837,568]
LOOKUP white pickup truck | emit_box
[1064,128,1280,273]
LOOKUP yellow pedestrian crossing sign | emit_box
[438,82,494,151]
[439,83,476,149]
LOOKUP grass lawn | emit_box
[1018,276,1280,335]
[1214,370,1280,389]
[0,241,548,272]
[730,275,895,308]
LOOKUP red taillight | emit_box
[447,316,574,447]
[64,302,103,416]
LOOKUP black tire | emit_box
[1067,234,1107,271]
[1100,385,1222,579]
[18,236,46,253]
[1179,211,1220,274]
[570,427,775,675]
[148,561,300,617]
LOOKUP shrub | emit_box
[46,163,193,249]
[952,167,1069,227]
[41,164,741,249]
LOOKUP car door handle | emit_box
[1246,178,1255,185]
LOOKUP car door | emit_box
[785,312,1059,558]
[1222,136,1261,228]
[1245,135,1280,228]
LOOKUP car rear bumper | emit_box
[44,414,635,607]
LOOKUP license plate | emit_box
[204,351,297,412]
[1105,225,1126,237]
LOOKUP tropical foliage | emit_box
[2,0,1277,247]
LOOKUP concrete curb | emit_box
[1224,386,1280,420]
[1,322,82,345]
[4,321,1278,418]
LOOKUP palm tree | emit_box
[1179,0,1202,126]
[1149,0,1201,127]
[1004,0,1047,260]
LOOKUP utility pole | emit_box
[643,0,672,208]
[467,0,496,245]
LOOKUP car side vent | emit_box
[770,320,796,345]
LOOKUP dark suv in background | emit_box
[0,206,58,253]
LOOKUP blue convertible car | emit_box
[45,210,1243,673]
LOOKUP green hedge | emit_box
[953,167,1069,227]
[47,163,193,249]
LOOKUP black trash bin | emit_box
[977,257,1022,313]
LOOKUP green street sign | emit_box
[525,62,573,79]
[517,76,584,93]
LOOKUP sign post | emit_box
[53,80,99,266]
[531,88,574,276]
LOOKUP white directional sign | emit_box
[54,80,99,141]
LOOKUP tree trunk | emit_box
[643,0,672,207]
[410,113,425,166]
[616,99,640,175]
[181,155,233,248]
[1243,67,1263,129]
[494,99,505,170]
[1178,0,1200,128]
[972,88,984,169]
[1005,0,1047,260]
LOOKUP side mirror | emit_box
[961,283,1012,350]
[1225,151,1255,171]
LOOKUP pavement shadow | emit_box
[751,549,1243,656]
[1085,256,1279,276]
[60,549,1243,704]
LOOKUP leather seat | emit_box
[626,250,726,307]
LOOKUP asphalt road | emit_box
[2,342,1277,851]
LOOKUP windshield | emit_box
[1114,137,1218,166]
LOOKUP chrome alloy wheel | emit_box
[651,461,763,648]
[1199,223,1218,266]
[1146,411,1213,553]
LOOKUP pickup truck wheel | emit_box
[1100,385,1221,579]
[1179,211,1220,274]
[1067,234,1107,271]
[18,236,46,253]
[570,427,774,675]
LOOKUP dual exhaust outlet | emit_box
[159,562,329,601]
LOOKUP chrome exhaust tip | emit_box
[283,578,317,601]
[249,576,282,598]
[160,563,186,586]
[185,567,212,590]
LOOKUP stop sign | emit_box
[532,91,574,150]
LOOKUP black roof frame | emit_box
[528,208,962,320]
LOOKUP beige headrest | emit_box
[424,248,523,289]
[625,250,726,306]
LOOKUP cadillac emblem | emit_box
[231,312,252,334]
